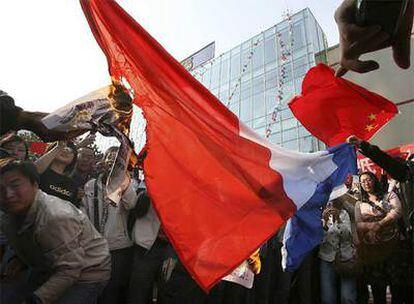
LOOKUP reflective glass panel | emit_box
[230,52,241,80]
[240,97,252,121]
[282,118,297,131]
[252,92,265,118]
[252,39,264,71]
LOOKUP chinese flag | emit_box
[289,64,398,147]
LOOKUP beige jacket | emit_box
[0,190,111,304]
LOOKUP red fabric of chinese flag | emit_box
[80,0,295,291]
[289,64,398,147]
[29,142,47,155]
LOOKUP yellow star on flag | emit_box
[365,124,377,132]
[368,113,377,121]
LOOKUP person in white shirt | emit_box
[81,146,139,304]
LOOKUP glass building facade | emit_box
[191,8,327,152]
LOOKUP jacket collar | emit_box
[17,190,43,234]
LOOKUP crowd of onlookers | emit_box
[0,132,413,304]
[0,1,413,303]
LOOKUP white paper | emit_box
[222,261,255,289]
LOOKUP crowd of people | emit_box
[0,130,413,304]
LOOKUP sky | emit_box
[0,0,343,112]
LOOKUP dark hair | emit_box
[45,142,78,174]
[0,135,29,160]
[359,171,385,202]
[0,160,39,185]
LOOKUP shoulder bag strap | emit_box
[93,179,100,231]
[366,199,387,216]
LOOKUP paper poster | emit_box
[222,261,255,289]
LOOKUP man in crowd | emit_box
[81,146,138,304]
[0,159,111,304]
[71,146,96,203]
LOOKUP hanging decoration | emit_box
[226,36,263,107]
[265,10,294,138]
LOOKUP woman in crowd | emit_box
[0,134,28,160]
[355,171,405,304]
[34,141,78,206]
[319,198,357,304]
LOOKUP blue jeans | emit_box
[320,259,357,304]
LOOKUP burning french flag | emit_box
[81,0,357,291]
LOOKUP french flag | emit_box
[81,0,357,291]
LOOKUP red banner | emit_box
[357,143,414,176]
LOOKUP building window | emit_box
[265,87,278,115]
[279,63,293,82]
[229,102,240,116]
[202,68,211,88]
[254,126,266,137]
[293,56,308,78]
[252,39,264,71]
[299,126,311,137]
[269,131,282,144]
[268,120,281,133]
[240,80,251,99]
[241,44,252,75]
[265,68,277,90]
[282,127,298,142]
[240,97,252,121]
[229,84,240,103]
[279,80,294,104]
[252,75,264,95]
[219,90,229,104]
[292,21,305,50]
[252,116,266,129]
[264,35,277,65]
[230,51,241,80]
[221,58,230,85]
[299,136,313,152]
[252,92,265,118]
[210,62,221,89]
[281,108,294,120]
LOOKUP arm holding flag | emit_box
[347,135,411,182]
